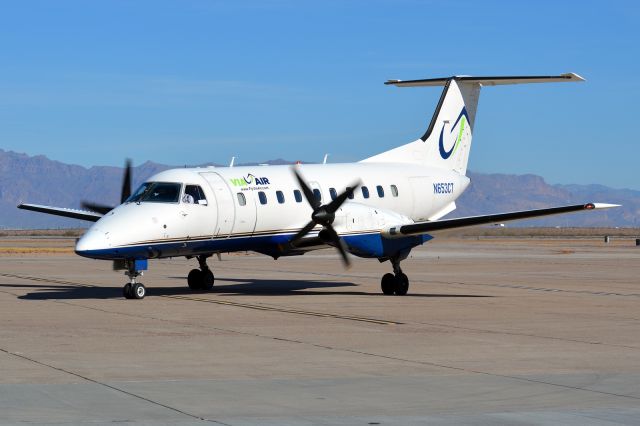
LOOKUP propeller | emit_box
[120,158,132,203]
[82,159,132,214]
[288,167,360,267]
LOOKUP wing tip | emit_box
[562,72,586,82]
[17,203,103,222]
[589,203,621,209]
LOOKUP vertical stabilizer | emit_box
[422,79,479,175]
[361,73,584,176]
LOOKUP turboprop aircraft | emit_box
[18,73,619,299]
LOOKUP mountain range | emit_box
[1,149,637,229]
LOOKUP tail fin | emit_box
[361,73,584,175]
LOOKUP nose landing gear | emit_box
[123,268,146,299]
[187,255,215,291]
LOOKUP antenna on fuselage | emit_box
[323,154,330,164]
[229,157,235,167]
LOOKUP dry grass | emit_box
[0,247,75,254]
[555,249,576,255]
[0,229,85,237]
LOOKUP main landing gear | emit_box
[187,255,215,291]
[380,256,409,296]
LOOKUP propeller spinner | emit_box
[288,167,360,267]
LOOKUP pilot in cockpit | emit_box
[182,185,198,204]
[182,192,195,204]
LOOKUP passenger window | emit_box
[258,191,267,205]
[276,190,285,204]
[329,188,337,201]
[346,187,354,200]
[237,192,246,206]
[312,188,322,203]
[390,185,399,197]
[184,185,208,205]
[376,185,384,198]
[361,186,370,199]
[293,189,302,203]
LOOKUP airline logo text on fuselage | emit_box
[230,174,271,191]
[433,182,454,194]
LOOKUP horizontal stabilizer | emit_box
[385,203,619,237]
[18,204,103,222]
[385,73,584,87]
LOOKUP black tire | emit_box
[381,273,396,295]
[202,269,214,290]
[394,273,409,296]
[187,269,203,290]
[123,283,133,299]
[131,283,146,299]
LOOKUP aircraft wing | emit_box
[18,203,103,222]
[386,203,620,237]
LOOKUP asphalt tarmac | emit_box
[0,237,639,425]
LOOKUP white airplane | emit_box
[19,73,619,299]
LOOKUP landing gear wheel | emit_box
[122,259,145,300]
[201,269,214,290]
[123,283,133,299]
[381,273,396,295]
[187,269,203,290]
[394,273,409,296]
[131,283,146,299]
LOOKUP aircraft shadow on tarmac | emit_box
[8,278,492,300]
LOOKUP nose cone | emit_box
[75,227,111,258]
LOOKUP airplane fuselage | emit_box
[75,162,469,261]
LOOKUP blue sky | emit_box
[0,0,638,189]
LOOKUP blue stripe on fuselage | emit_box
[75,233,295,260]
[75,231,434,261]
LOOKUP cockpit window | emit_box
[127,182,182,203]
[183,185,207,205]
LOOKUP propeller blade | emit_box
[121,159,132,203]
[322,225,351,268]
[81,202,114,215]
[292,167,320,209]
[288,221,317,248]
[326,179,362,214]
[288,166,354,267]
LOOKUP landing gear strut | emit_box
[123,263,146,300]
[187,255,215,291]
[380,256,409,296]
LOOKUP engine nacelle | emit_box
[332,202,411,235]
[331,203,429,259]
